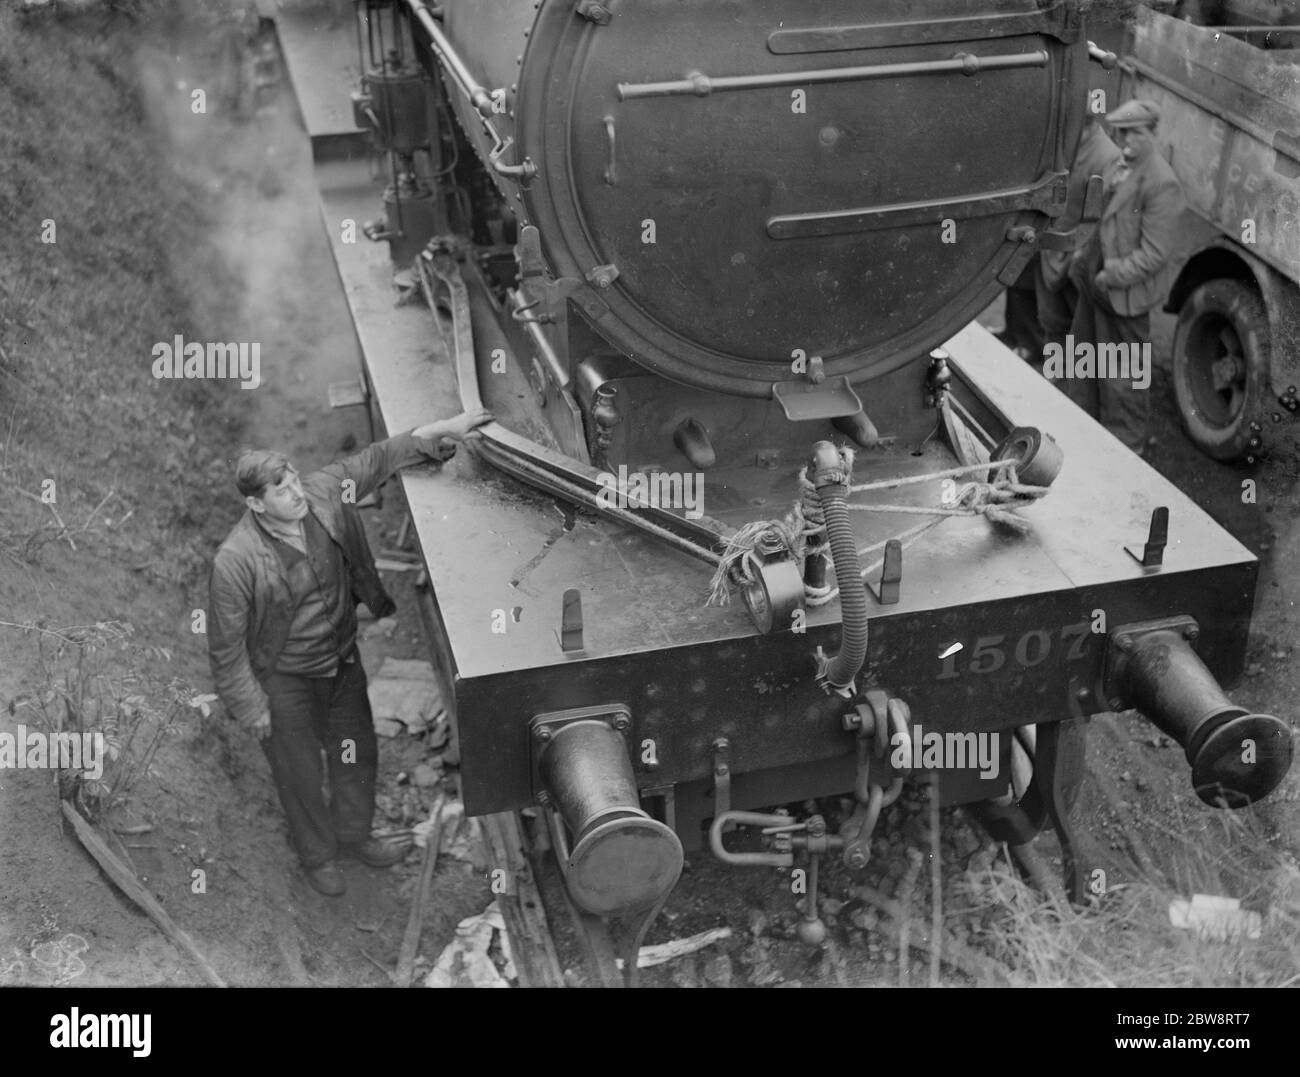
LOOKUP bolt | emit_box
[536,790,550,805]
[1076,686,1092,701]
[1109,697,1124,712]
[1185,625,1200,642]
[612,714,630,732]
[1115,635,1133,652]
[845,846,869,870]
[842,712,861,732]
[534,726,553,743]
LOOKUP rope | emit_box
[707,449,1048,609]
[848,478,1049,534]
[706,516,803,607]
[847,458,1017,493]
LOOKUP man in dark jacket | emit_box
[1064,99,1186,454]
[209,408,490,895]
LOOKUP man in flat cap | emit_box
[1064,98,1186,455]
[208,409,491,895]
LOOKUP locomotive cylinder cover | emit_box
[435,0,1088,395]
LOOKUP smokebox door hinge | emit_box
[997,225,1038,285]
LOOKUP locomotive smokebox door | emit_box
[492,0,1085,396]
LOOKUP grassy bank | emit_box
[0,0,250,591]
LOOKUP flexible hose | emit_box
[819,483,869,690]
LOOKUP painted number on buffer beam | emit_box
[937,621,1091,680]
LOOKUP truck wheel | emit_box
[1172,279,1270,460]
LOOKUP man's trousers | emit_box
[1035,269,1078,356]
[261,659,378,868]
[1062,287,1153,454]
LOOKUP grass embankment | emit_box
[960,818,1300,988]
[0,0,246,594]
[0,0,259,828]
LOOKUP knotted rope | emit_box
[707,453,1047,608]
[706,515,803,607]
[846,458,1049,535]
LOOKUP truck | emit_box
[1120,2,1300,459]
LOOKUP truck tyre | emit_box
[1172,278,1270,460]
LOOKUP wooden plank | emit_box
[61,802,226,987]
[483,813,565,987]
[394,809,443,987]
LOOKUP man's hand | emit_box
[413,407,493,444]
[244,708,272,742]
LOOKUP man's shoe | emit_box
[339,838,409,869]
[305,861,346,896]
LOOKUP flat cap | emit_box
[1106,98,1160,128]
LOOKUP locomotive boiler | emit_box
[273,0,1293,976]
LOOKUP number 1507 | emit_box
[937,620,1095,680]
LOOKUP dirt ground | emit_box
[1,4,1297,991]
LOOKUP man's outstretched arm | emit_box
[317,407,493,504]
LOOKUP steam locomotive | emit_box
[272,0,1292,968]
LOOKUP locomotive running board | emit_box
[416,247,728,569]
